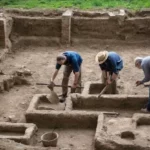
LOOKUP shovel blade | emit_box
[47,91,59,104]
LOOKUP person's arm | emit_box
[74,72,80,86]
[72,57,80,88]
[51,69,59,82]
[136,64,150,86]
[140,66,150,84]
[51,63,61,82]
[111,73,118,81]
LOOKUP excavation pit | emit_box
[95,113,150,150]
[121,131,135,140]
[1,8,150,150]
[0,122,37,145]
[68,93,147,117]
[37,94,65,111]
[82,81,106,95]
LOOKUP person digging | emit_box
[49,51,83,103]
[95,51,123,94]
[135,56,150,113]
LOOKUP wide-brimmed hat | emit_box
[95,51,109,64]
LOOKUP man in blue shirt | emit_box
[135,56,150,112]
[95,51,123,94]
[50,51,82,102]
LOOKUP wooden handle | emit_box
[36,83,83,88]
[98,85,108,98]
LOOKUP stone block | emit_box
[61,10,73,45]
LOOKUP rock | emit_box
[108,119,117,125]
[3,116,9,122]
[0,81,4,92]
[13,76,30,85]
[12,68,32,77]
[3,79,10,91]
[7,76,15,88]
[8,115,18,123]
[2,75,15,91]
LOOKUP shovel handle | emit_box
[36,83,83,88]
[98,85,108,98]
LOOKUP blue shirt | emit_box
[99,52,123,74]
[56,51,83,72]
[141,56,150,83]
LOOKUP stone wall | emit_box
[72,16,150,41]
[3,9,150,47]
[12,17,61,37]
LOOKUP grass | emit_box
[0,0,150,10]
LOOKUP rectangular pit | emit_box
[82,81,106,95]
[95,113,150,150]
[26,94,103,149]
[68,93,148,117]
[37,94,65,111]
[0,122,37,145]
[26,94,118,128]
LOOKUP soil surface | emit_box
[0,42,150,122]
[0,139,49,150]
[37,128,95,150]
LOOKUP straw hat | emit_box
[95,51,109,64]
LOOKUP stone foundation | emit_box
[0,122,37,145]
[95,113,150,150]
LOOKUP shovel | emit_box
[98,85,109,99]
[36,83,83,104]
[98,80,115,98]
[36,83,60,104]
[46,90,60,104]
[36,83,84,89]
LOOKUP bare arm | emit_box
[111,73,118,81]
[74,72,80,85]
[106,72,110,79]
[51,69,59,82]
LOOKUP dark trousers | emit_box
[62,65,81,97]
[146,87,150,111]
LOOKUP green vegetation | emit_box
[0,0,150,10]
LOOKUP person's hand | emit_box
[136,81,141,86]
[48,81,55,90]
[107,79,112,85]
[72,83,77,89]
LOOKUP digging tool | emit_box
[98,79,115,98]
[144,82,150,87]
[36,83,83,104]
[103,112,120,116]
[46,90,60,104]
[36,83,84,89]
[98,85,109,98]
[36,83,60,104]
